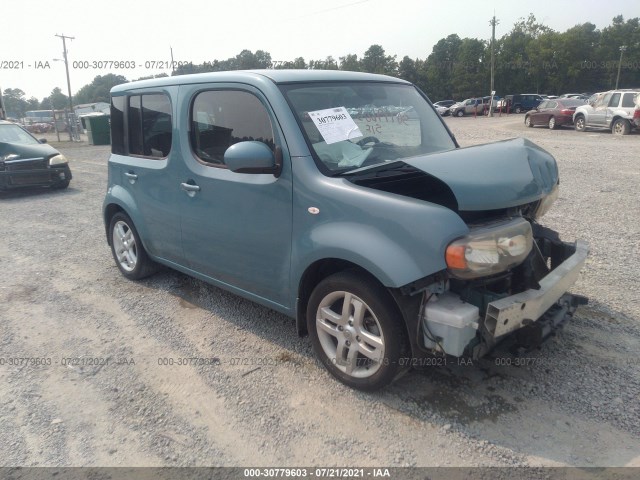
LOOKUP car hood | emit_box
[403,138,558,211]
[0,141,59,160]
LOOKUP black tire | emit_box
[611,118,630,136]
[52,179,70,189]
[525,116,533,127]
[574,115,587,132]
[514,106,523,114]
[456,109,464,117]
[307,271,408,391]
[548,116,557,130]
[109,212,158,280]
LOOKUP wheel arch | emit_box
[295,258,418,338]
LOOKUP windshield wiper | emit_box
[336,160,406,177]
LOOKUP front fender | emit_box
[295,222,427,288]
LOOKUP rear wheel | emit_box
[574,115,587,132]
[548,117,557,130]
[109,212,158,280]
[307,271,408,391]
[514,106,523,114]
[611,118,630,136]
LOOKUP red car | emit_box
[525,98,586,130]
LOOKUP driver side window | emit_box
[190,90,275,166]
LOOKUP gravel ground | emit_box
[0,115,638,468]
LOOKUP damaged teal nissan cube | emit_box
[103,70,588,390]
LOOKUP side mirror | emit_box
[39,138,48,144]
[224,141,282,177]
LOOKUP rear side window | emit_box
[190,90,275,166]
[111,96,125,155]
[622,92,637,108]
[608,93,621,107]
[127,93,172,158]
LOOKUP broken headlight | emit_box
[445,218,533,279]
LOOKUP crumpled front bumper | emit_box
[483,240,589,339]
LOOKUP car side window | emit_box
[608,93,621,108]
[548,101,557,109]
[596,93,612,108]
[621,93,637,108]
[127,93,172,158]
[191,90,275,166]
[111,96,125,155]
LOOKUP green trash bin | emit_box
[84,115,111,145]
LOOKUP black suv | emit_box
[502,94,544,114]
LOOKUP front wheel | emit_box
[574,115,587,132]
[525,116,533,127]
[307,271,408,391]
[109,212,158,280]
[456,110,464,117]
[514,106,523,114]
[612,118,630,136]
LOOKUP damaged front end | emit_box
[419,220,588,359]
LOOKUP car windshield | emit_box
[0,124,40,145]
[280,82,456,175]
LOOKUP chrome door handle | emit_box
[124,172,138,184]
[180,182,200,197]
[180,182,200,192]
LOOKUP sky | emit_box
[2,0,637,101]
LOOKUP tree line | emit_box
[3,14,638,118]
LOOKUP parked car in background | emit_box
[435,105,449,116]
[524,98,586,129]
[449,98,484,117]
[434,100,456,108]
[502,94,544,114]
[434,100,456,116]
[573,89,640,135]
[0,120,72,190]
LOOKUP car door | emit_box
[111,89,184,264]
[604,93,622,128]
[176,85,293,307]
[530,101,547,125]
[590,93,613,127]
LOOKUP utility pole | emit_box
[488,14,499,117]
[615,45,626,89]
[170,46,175,75]
[55,33,76,141]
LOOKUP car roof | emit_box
[111,69,411,94]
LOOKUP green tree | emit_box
[597,16,640,89]
[50,87,68,110]
[74,74,128,104]
[451,38,487,99]
[339,54,360,72]
[2,88,28,118]
[397,56,420,85]
[361,45,397,75]
[424,34,463,99]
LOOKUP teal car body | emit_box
[103,70,586,390]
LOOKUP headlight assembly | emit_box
[49,154,68,166]
[445,218,533,279]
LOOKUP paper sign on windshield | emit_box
[308,107,363,144]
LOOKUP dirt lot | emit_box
[0,115,639,468]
